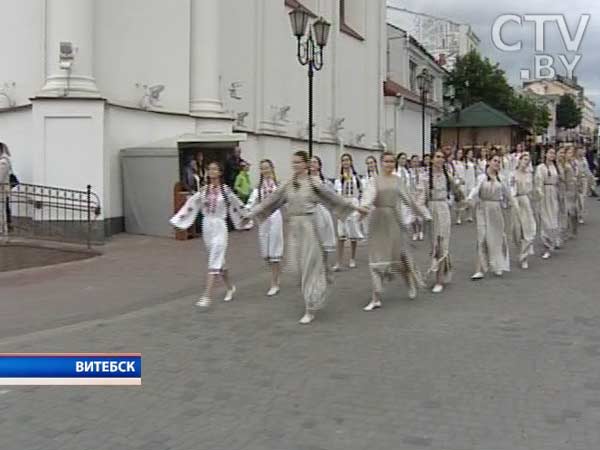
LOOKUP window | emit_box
[340,0,365,41]
[409,60,418,93]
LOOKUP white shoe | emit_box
[432,284,444,294]
[471,272,484,280]
[456,218,462,225]
[349,259,357,269]
[267,286,280,297]
[578,219,584,224]
[195,297,211,308]
[521,261,528,270]
[494,271,503,277]
[363,300,382,311]
[299,312,315,324]
[467,217,474,223]
[223,285,236,302]
[419,231,424,241]
[408,285,417,300]
[541,252,551,260]
[331,264,341,272]
[412,233,418,241]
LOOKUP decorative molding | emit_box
[284,0,317,17]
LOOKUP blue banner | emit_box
[0,354,142,378]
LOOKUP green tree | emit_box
[446,50,514,111]
[556,94,582,129]
[508,95,551,135]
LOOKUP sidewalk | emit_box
[0,230,266,339]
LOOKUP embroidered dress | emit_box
[535,163,560,251]
[171,185,245,274]
[249,176,355,312]
[361,175,431,295]
[246,178,284,262]
[334,174,364,240]
[468,174,512,274]
[510,170,537,263]
[313,177,337,253]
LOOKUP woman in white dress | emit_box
[394,152,415,236]
[460,149,478,223]
[246,159,284,297]
[510,153,537,269]
[170,161,246,307]
[468,155,512,279]
[453,148,467,224]
[576,147,594,224]
[424,150,463,293]
[361,155,379,237]
[563,147,580,239]
[535,147,560,259]
[409,154,426,241]
[310,156,338,265]
[246,151,367,324]
[333,153,364,270]
[555,147,568,245]
[361,152,431,311]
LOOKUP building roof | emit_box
[383,79,421,103]
[386,23,448,74]
[434,102,519,128]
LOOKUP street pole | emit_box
[308,61,314,158]
[421,90,426,159]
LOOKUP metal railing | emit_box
[1,183,102,248]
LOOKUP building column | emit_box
[189,0,225,118]
[40,0,99,97]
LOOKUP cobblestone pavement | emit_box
[1,202,600,450]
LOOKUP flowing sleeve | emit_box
[534,165,545,200]
[312,178,356,219]
[467,174,485,205]
[248,183,287,223]
[395,178,431,220]
[0,158,9,185]
[170,191,204,229]
[246,188,259,210]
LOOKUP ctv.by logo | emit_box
[492,14,591,80]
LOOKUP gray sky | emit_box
[387,0,600,114]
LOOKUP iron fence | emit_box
[1,183,102,248]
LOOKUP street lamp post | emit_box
[416,68,433,159]
[289,8,331,158]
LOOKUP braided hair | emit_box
[339,153,362,196]
[293,150,310,190]
[312,155,326,182]
[257,159,277,203]
[365,155,379,177]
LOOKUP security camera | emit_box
[59,41,74,70]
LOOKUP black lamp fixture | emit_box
[289,8,331,157]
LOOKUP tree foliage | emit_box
[556,94,582,130]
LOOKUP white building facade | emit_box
[383,24,446,156]
[0,0,386,236]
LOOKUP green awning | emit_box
[435,102,519,128]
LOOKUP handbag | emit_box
[9,173,19,188]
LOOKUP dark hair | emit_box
[365,155,379,176]
[395,152,407,170]
[312,155,326,182]
[380,151,395,161]
[339,153,361,195]
[257,159,277,203]
[206,160,231,214]
[293,151,310,190]
[429,151,451,201]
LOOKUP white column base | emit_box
[190,98,225,116]
[40,75,100,97]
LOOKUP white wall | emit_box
[95,0,191,113]
[385,98,432,155]
[0,108,34,183]
[0,0,43,107]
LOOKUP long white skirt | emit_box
[258,210,284,262]
[203,216,228,274]
[314,204,337,253]
[337,198,364,240]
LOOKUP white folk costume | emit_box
[423,169,463,281]
[510,170,537,264]
[248,175,356,312]
[556,164,568,245]
[360,173,377,237]
[313,177,338,253]
[562,161,580,239]
[535,163,560,252]
[576,157,594,221]
[171,184,245,274]
[361,175,431,296]
[334,173,364,240]
[246,178,284,263]
[462,160,478,221]
[468,174,512,274]
[394,166,414,226]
